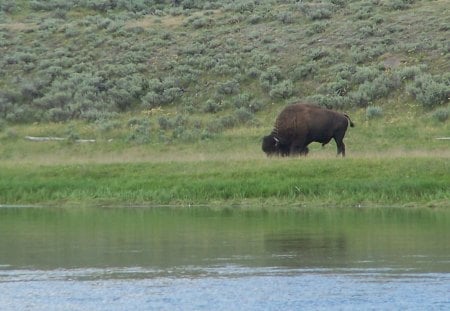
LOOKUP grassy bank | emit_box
[1,157,448,208]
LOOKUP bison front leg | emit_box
[289,139,308,156]
[299,146,309,156]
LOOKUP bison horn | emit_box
[274,137,280,146]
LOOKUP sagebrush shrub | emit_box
[298,3,334,20]
[269,80,294,99]
[366,106,383,119]
[306,94,347,109]
[431,107,449,122]
[292,63,318,80]
[407,74,449,108]
[217,79,240,95]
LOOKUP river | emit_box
[0,207,449,310]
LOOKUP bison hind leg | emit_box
[335,140,346,157]
[333,131,347,157]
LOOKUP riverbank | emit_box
[1,155,448,208]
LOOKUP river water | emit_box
[0,207,449,310]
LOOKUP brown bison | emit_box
[262,103,354,157]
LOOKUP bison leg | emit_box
[337,141,346,156]
[334,137,346,157]
[289,140,308,156]
[332,131,347,157]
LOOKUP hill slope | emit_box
[0,0,449,141]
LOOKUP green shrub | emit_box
[30,0,74,11]
[1,1,16,13]
[63,124,80,142]
[306,94,347,109]
[396,66,422,81]
[202,99,223,113]
[126,118,151,144]
[0,94,14,119]
[309,48,329,61]
[292,63,318,80]
[366,106,383,119]
[217,79,240,95]
[158,115,189,138]
[233,107,254,124]
[219,115,237,129]
[142,78,183,108]
[47,107,71,122]
[248,14,262,24]
[431,107,449,122]
[298,3,334,20]
[348,70,401,107]
[224,1,256,13]
[350,45,385,64]
[80,108,118,122]
[278,12,295,24]
[353,66,381,84]
[357,22,376,38]
[386,0,414,10]
[96,119,121,133]
[158,116,173,131]
[20,81,42,101]
[172,127,205,143]
[232,93,252,109]
[306,22,328,36]
[260,66,283,91]
[321,79,350,97]
[269,80,294,99]
[246,67,261,79]
[407,74,449,108]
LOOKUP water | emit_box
[0,207,449,310]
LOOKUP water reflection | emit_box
[0,207,449,273]
[265,234,348,268]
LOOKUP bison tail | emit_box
[344,114,355,128]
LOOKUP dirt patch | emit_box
[0,22,36,31]
[380,53,406,69]
[125,10,221,29]
[125,15,185,29]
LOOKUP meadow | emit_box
[1,110,449,207]
[0,0,448,208]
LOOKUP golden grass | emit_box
[2,141,449,167]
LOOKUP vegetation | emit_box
[0,0,448,207]
[1,157,449,208]
[0,0,448,130]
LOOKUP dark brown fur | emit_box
[262,103,354,157]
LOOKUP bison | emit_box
[262,103,354,157]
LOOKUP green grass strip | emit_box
[1,157,448,208]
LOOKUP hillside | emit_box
[0,0,449,144]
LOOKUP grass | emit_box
[0,107,449,209]
[0,157,448,208]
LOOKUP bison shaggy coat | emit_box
[262,103,354,157]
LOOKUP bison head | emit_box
[262,134,291,156]
[262,135,278,155]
